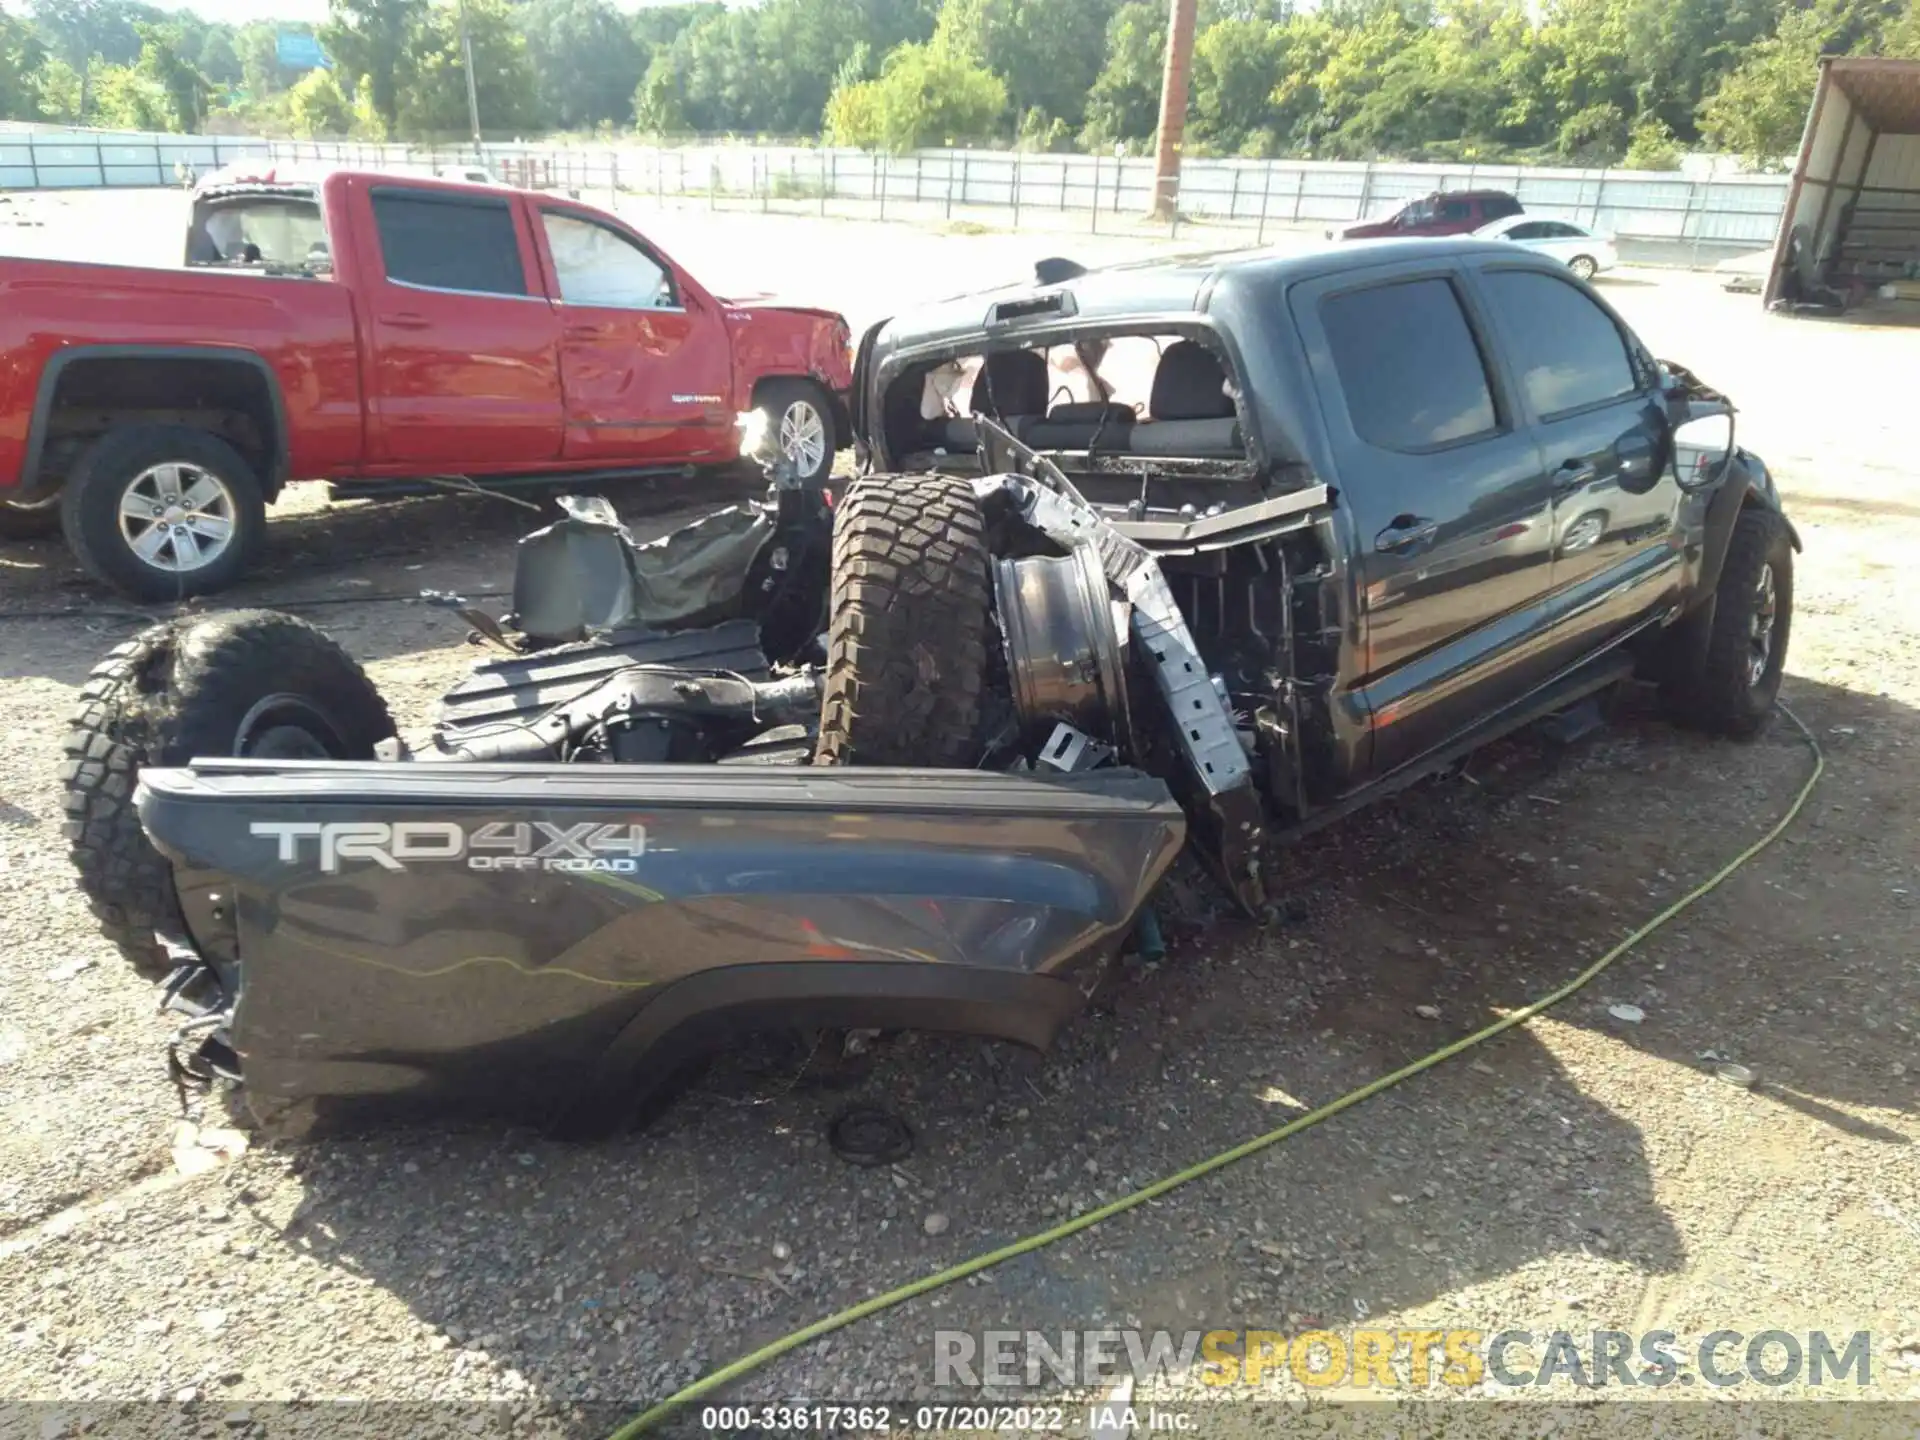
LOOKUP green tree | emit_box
[931,0,1118,129]
[287,65,353,134]
[33,54,85,118]
[236,20,282,97]
[1189,16,1287,152]
[396,0,538,137]
[1,4,47,119]
[631,1,721,51]
[321,0,425,135]
[632,51,683,132]
[1695,0,1904,160]
[1082,1,1164,147]
[197,27,240,87]
[515,0,640,130]
[824,40,1005,150]
[30,0,158,69]
[1622,112,1681,168]
[88,58,170,127]
[134,20,208,130]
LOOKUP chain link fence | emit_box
[0,124,1787,267]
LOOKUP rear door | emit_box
[1293,265,1562,777]
[1466,264,1679,664]
[1435,195,1477,234]
[533,206,734,466]
[359,184,563,469]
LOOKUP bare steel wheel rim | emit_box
[778,399,827,478]
[117,463,236,573]
[1749,562,1778,686]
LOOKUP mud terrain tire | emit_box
[1662,506,1793,739]
[62,610,393,977]
[816,472,991,767]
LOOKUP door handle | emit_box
[384,312,431,331]
[565,323,612,339]
[1553,458,1599,489]
[1374,515,1439,554]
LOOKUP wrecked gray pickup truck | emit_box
[63,240,1795,1137]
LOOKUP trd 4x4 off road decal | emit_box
[250,821,649,874]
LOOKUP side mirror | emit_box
[1671,411,1733,491]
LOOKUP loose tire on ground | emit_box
[0,502,61,541]
[754,378,837,488]
[62,610,393,977]
[1662,506,1793,739]
[60,424,267,602]
[816,472,992,767]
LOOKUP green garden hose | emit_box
[609,706,1825,1437]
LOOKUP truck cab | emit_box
[853,240,1797,822]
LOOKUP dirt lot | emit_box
[1,195,1917,1432]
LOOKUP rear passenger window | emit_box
[1321,278,1497,452]
[372,190,527,297]
[1480,270,1635,417]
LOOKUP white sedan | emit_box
[1473,214,1619,279]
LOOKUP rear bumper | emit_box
[138,760,1185,1136]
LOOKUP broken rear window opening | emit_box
[186,196,330,272]
[884,330,1269,518]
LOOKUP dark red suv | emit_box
[1327,190,1522,241]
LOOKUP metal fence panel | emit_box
[0,123,1789,261]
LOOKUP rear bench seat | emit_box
[932,341,1241,458]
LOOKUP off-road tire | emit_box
[0,502,61,541]
[754,378,837,488]
[62,610,393,977]
[1662,506,1793,739]
[816,472,991,767]
[61,425,267,602]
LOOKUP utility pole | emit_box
[458,0,483,160]
[1150,0,1198,222]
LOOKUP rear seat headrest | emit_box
[970,350,1050,417]
[1150,341,1235,421]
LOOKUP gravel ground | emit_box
[1,196,1917,1435]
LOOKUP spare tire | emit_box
[62,609,393,977]
[816,472,992,767]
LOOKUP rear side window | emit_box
[1479,270,1636,417]
[1321,278,1497,452]
[1440,198,1473,222]
[1483,194,1523,219]
[372,190,526,296]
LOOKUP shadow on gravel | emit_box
[0,472,754,681]
[245,674,1915,1413]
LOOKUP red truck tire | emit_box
[60,425,267,602]
[756,378,836,486]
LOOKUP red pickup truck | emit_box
[0,170,853,599]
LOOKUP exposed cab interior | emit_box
[185,189,330,273]
[879,327,1298,524]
